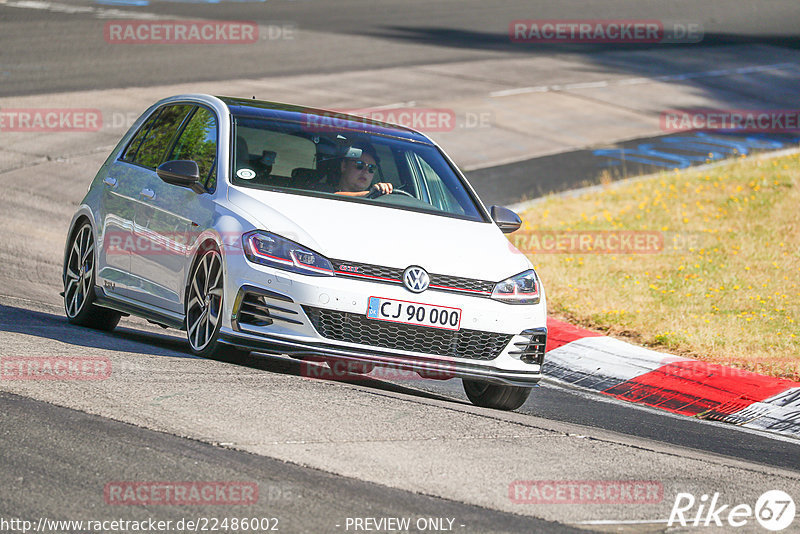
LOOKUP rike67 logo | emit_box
[669,490,796,531]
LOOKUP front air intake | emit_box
[232,285,302,331]
[509,328,547,365]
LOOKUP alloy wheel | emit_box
[187,249,224,352]
[64,224,95,318]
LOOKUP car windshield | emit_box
[230,117,485,221]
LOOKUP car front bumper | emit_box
[220,246,547,386]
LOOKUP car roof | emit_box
[217,96,433,144]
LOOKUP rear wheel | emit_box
[462,379,532,411]
[186,246,246,359]
[63,222,121,331]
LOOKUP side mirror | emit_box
[490,205,522,234]
[156,160,204,193]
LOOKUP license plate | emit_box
[366,296,462,331]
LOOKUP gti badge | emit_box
[403,266,430,293]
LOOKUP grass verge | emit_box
[515,152,800,380]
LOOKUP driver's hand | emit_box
[370,182,393,196]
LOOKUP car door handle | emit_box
[139,188,156,200]
[103,177,117,187]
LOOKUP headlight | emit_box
[491,269,540,304]
[243,231,334,276]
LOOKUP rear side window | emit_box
[169,107,218,189]
[122,109,161,162]
[125,104,193,169]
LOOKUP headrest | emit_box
[291,168,323,184]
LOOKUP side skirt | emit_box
[94,287,185,330]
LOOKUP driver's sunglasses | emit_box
[352,160,376,174]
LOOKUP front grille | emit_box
[330,259,495,296]
[330,259,403,281]
[509,328,547,365]
[429,274,494,294]
[303,306,512,361]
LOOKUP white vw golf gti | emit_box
[63,94,547,410]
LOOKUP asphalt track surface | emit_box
[0,392,579,534]
[1,0,799,97]
[470,131,800,205]
[2,1,800,532]
[2,300,800,532]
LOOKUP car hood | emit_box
[228,187,531,281]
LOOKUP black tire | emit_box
[462,379,532,411]
[63,221,121,331]
[185,245,246,360]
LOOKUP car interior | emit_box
[233,130,402,194]
[229,120,472,218]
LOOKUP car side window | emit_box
[407,152,465,215]
[130,104,193,169]
[374,144,400,186]
[169,106,218,190]
[122,109,162,162]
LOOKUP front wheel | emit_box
[462,379,532,411]
[63,221,121,331]
[185,246,246,360]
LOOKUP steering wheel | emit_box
[365,187,415,199]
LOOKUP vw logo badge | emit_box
[403,266,430,293]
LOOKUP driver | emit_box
[330,143,393,197]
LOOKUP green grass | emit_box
[515,152,800,380]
